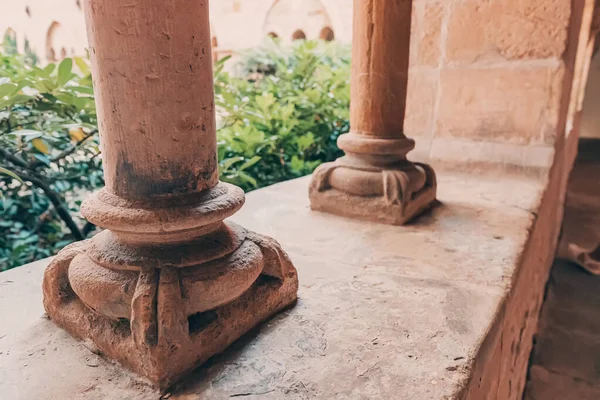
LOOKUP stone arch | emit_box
[211,35,219,63]
[46,21,67,62]
[319,26,335,41]
[210,21,221,64]
[292,29,306,41]
[3,27,17,49]
[317,0,347,41]
[263,0,333,43]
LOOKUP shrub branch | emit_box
[0,148,85,241]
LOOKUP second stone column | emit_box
[310,0,437,225]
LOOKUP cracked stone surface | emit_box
[0,170,544,399]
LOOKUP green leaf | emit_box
[238,156,261,171]
[54,92,76,105]
[236,170,257,187]
[57,58,73,86]
[11,129,43,138]
[0,167,23,183]
[33,153,51,166]
[289,155,304,172]
[16,79,34,90]
[214,55,232,74]
[296,133,315,152]
[220,156,244,171]
[43,63,56,76]
[0,94,33,109]
[73,57,90,75]
[34,79,56,92]
[0,83,18,97]
[67,85,94,95]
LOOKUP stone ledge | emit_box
[0,169,545,399]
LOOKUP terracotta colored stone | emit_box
[412,1,444,68]
[405,70,437,139]
[445,0,570,65]
[309,0,437,225]
[436,67,563,145]
[42,0,298,389]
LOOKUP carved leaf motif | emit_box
[156,268,188,350]
[42,240,88,314]
[131,268,159,349]
[247,231,291,280]
[382,170,411,207]
[311,163,339,192]
[415,162,437,189]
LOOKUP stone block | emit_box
[436,67,564,145]
[405,69,438,138]
[446,0,570,65]
[410,1,444,68]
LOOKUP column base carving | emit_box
[42,183,298,389]
[309,154,437,225]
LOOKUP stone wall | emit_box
[457,0,598,398]
[406,0,575,170]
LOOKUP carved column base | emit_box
[309,154,437,225]
[42,183,298,389]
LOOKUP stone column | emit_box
[42,0,298,389]
[309,0,436,225]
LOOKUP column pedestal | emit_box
[43,183,298,389]
[310,135,436,225]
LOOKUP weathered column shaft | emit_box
[42,0,298,389]
[309,0,437,225]
[86,0,217,199]
[351,0,411,138]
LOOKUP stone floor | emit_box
[0,169,544,399]
[524,141,600,400]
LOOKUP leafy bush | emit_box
[0,39,351,270]
[0,45,101,269]
[215,40,350,190]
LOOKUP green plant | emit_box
[215,39,350,190]
[0,39,351,270]
[0,42,101,270]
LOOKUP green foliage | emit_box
[0,39,351,271]
[0,41,100,270]
[215,40,350,190]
